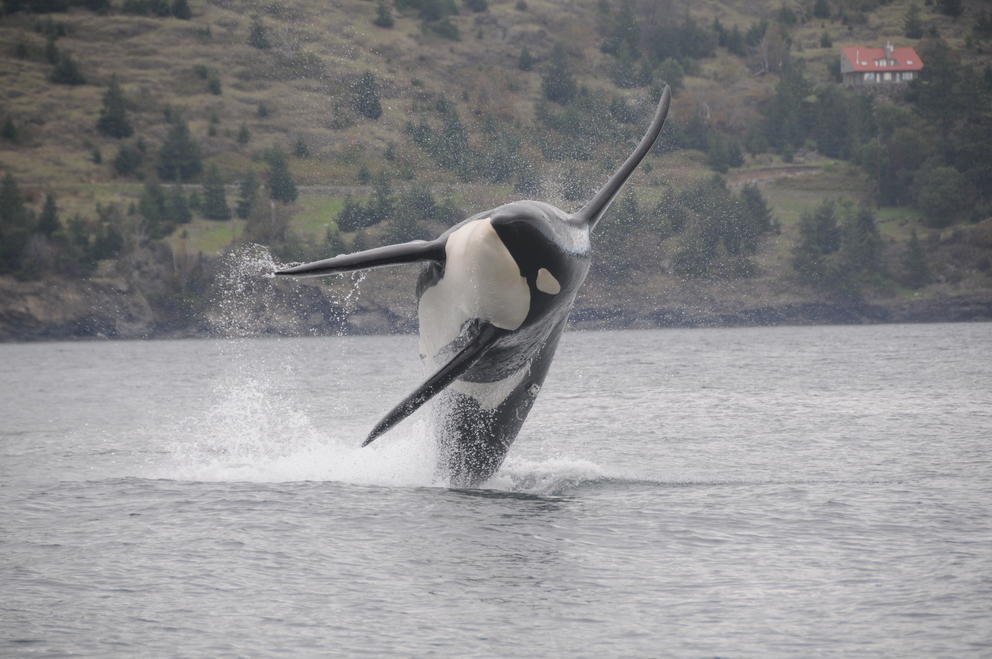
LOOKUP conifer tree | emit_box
[336,194,368,232]
[813,0,830,19]
[792,199,841,285]
[138,176,168,226]
[171,0,191,19]
[0,173,34,274]
[368,170,394,225]
[904,4,924,39]
[157,118,202,181]
[937,0,962,18]
[293,135,310,158]
[50,51,85,85]
[237,123,250,144]
[267,150,297,203]
[373,0,394,28]
[541,43,576,104]
[112,142,143,177]
[168,183,192,223]
[739,184,774,246]
[96,75,133,138]
[236,170,258,219]
[325,225,347,255]
[248,16,270,49]
[37,192,60,236]
[839,204,882,275]
[201,165,230,220]
[352,72,383,120]
[1,118,17,142]
[517,46,534,71]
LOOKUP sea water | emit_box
[1,324,991,656]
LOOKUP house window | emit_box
[883,72,892,81]
[864,72,876,83]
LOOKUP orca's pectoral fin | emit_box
[362,323,508,447]
[274,238,445,279]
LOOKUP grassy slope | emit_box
[0,0,989,321]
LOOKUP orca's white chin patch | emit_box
[418,218,529,364]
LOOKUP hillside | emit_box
[1,0,991,340]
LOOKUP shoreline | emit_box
[2,293,990,343]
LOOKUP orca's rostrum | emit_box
[276,86,672,487]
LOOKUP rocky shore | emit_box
[2,274,989,342]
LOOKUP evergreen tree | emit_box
[820,31,832,48]
[706,134,731,173]
[601,0,638,57]
[517,46,534,71]
[325,225,347,255]
[541,43,576,104]
[1,117,17,142]
[167,183,192,223]
[763,60,810,153]
[813,0,830,19]
[207,73,221,95]
[236,170,259,219]
[368,170,394,225]
[658,58,684,91]
[138,176,168,233]
[171,0,190,19]
[336,194,370,232]
[157,119,202,181]
[936,0,962,18]
[293,135,310,158]
[464,0,486,11]
[904,4,924,39]
[248,16,270,49]
[902,230,930,288]
[914,165,972,227]
[112,142,143,177]
[792,199,841,286]
[237,123,250,144]
[839,204,882,275]
[37,192,59,236]
[267,150,297,203]
[373,0,394,28]
[50,51,85,85]
[201,165,230,220]
[0,173,35,274]
[96,75,132,138]
[352,72,383,120]
[739,184,774,246]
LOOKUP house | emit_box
[840,41,923,86]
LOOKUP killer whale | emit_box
[276,86,671,486]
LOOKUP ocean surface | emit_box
[2,324,991,657]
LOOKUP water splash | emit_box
[207,243,287,338]
[163,244,614,493]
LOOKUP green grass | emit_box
[291,194,346,237]
[167,217,246,255]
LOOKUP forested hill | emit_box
[1,0,991,340]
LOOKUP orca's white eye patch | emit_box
[536,268,561,295]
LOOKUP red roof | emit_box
[841,46,923,72]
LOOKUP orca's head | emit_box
[487,202,591,329]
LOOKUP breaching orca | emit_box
[276,86,671,487]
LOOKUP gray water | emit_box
[2,324,991,657]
